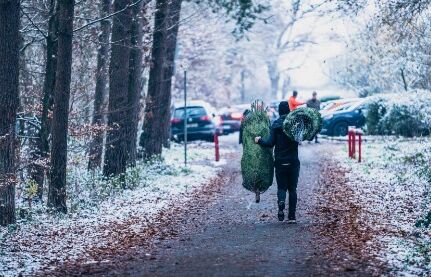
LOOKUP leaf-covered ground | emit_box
[314,138,431,275]
[0,135,238,276]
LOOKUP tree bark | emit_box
[160,0,182,148]
[103,0,132,177]
[31,0,58,199]
[48,0,74,213]
[240,69,246,103]
[126,4,144,166]
[267,61,279,99]
[281,77,290,100]
[88,0,111,171]
[0,0,20,226]
[140,0,180,158]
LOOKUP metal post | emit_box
[184,70,187,167]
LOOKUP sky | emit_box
[274,0,372,98]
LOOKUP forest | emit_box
[0,0,269,226]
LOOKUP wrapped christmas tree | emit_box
[240,100,274,203]
[283,107,322,142]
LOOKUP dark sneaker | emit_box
[278,201,285,221]
[287,215,297,224]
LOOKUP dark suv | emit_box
[171,101,222,142]
[320,101,368,136]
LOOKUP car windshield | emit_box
[345,100,369,112]
[174,106,207,118]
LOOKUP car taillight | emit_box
[171,118,181,124]
[200,115,211,121]
[231,112,243,120]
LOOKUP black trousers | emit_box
[275,162,300,219]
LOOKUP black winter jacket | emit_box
[258,115,299,166]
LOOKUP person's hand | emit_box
[254,137,261,144]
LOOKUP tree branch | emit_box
[73,0,151,33]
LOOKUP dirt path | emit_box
[107,141,334,276]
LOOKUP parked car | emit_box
[320,100,368,136]
[219,105,247,134]
[320,98,361,115]
[171,100,222,142]
[320,95,341,103]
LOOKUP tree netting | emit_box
[283,107,322,142]
[240,100,274,202]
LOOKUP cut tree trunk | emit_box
[0,0,20,226]
[161,0,183,148]
[31,0,58,198]
[88,0,111,171]
[126,3,144,166]
[103,0,132,177]
[48,0,74,213]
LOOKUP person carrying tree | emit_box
[254,101,300,223]
[306,91,321,143]
[288,90,305,111]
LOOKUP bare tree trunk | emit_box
[31,0,58,199]
[88,0,111,171]
[281,76,290,100]
[267,61,279,99]
[140,0,177,158]
[126,4,144,166]
[103,0,132,177]
[48,0,74,213]
[0,0,20,226]
[160,0,182,148]
[240,69,246,103]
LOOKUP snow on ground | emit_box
[332,137,431,274]
[0,134,238,276]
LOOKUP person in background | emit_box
[306,91,321,143]
[254,101,300,223]
[288,90,305,111]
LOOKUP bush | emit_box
[366,100,387,135]
[366,91,431,137]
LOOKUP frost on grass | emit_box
[333,138,431,274]
[0,137,235,276]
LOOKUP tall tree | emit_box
[126,3,145,166]
[88,0,111,170]
[0,0,20,226]
[31,0,58,198]
[48,0,74,213]
[139,0,170,158]
[161,0,183,147]
[103,0,133,177]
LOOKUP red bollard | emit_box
[358,132,362,163]
[352,130,356,159]
[348,129,354,158]
[214,133,220,162]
